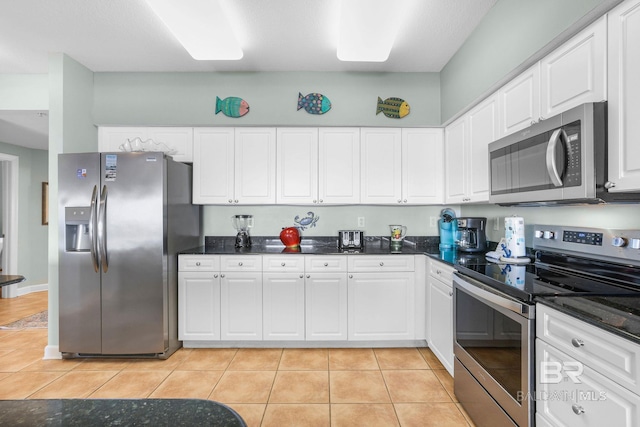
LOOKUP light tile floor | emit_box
[0,292,476,426]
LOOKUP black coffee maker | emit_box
[455,217,487,253]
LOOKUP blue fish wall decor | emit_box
[297,92,331,115]
[216,96,250,118]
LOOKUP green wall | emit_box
[93,72,441,127]
[0,74,48,110]
[0,142,49,287]
[440,0,616,122]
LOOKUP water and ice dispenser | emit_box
[65,207,92,252]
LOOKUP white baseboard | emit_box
[16,283,48,296]
[43,345,62,360]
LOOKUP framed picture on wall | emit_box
[42,182,49,225]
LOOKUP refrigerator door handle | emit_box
[98,184,109,273]
[89,185,100,272]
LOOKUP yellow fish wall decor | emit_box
[376,97,410,119]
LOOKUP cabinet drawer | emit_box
[536,339,640,427]
[179,255,220,272]
[429,259,456,283]
[305,256,348,272]
[220,255,263,271]
[348,256,414,272]
[262,255,305,272]
[537,304,640,395]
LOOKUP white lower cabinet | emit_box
[178,271,221,341]
[220,272,263,340]
[263,273,305,340]
[305,273,348,340]
[536,304,640,426]
[348,272,415,340]
[427,259,455,375]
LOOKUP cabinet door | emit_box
[178,272,220,341]
[608,0,640,192]
[263,273,305,340]
[498,64,541,137]
[444,117,467,203]
[402,128,444,204]
[193,128,235,204]
[348,272,415,340]
[428,277,454,375]
[98,127,147,152]
[234,128,276,204]
[360,128,402,204]
[319,128,361,204]
[220,272,263,340]
[466,95,497,203]
[276,128,318,204]
[540,16,607,118]
[147,127,193,163]
[305,273,348,341]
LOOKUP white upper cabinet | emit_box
[401,128,444,204]
[361,128,403,204]
[318,128,361,204]
[498,64,541,137]
[193,127,276,204]
[445,95,497,204]
[361,127,443,204]
[276,127,360,204]
[98,126,193,163]
[540,16,607,118]
[608,0,640,192]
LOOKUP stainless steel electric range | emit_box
[452,225,640,427]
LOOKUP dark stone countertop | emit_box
[0,399,246,427]
[0,274,25,287]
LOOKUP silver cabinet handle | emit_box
[572,404,585,415]
[319,199,323,203]
[313,200,317,204]
[449,291,453,297]
[380,262,384,266]
[196,262,201,266]
[571,338,584,348]
[228,199,233,203]
[300,274,304,278]
[349,274,353,279]
[397,199,402,203]
[306,274,310,278]
[281,262,286,266]
[238,262,243,266]
[220,274,225,278]
[436,270,442,275]
[324,262,329,267]
[234,199,239,203]
[214,274,219,278]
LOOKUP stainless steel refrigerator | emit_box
[58,152,201,358]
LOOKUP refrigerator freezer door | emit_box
[59,153,103,354]
[100,152,167,354]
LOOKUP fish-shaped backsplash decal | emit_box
[216,96,250,118]
[376,97,410,119]
[297,92,331,115]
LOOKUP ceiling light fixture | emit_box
[144,0,243,60]
[337,0,406,62]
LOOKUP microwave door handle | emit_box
[546,128,566,187]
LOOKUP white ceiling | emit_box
[0,0,497,150]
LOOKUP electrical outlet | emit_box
[430,216,438,227]
[357,217,365,227]
[494,217,500,231]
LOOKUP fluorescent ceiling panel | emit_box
[337,0,405,62]
[144,0,242,60]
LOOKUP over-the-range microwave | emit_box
[488,101,640,206]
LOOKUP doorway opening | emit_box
[0,153,19,298]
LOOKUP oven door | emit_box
[453,273,534,427]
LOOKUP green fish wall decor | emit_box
[376,97,410,119]
[297,92,331,115]
[216,96,250,118]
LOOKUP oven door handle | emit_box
[453,274,533,318]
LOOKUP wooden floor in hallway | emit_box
[0,291,475,426]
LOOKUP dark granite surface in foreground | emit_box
[0,274,25,287]
[0,399,246,427]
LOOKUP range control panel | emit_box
[533,225,640,266]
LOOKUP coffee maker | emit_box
[455,217,487,253]
[232,214,253,248]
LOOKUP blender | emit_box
[232,215,254,248]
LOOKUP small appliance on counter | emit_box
[438,208,458,250]
[455,217,487,253]
[338,230,364,251]
[500,216,530,264]
[389,225,407,251]
[232,214,254,248]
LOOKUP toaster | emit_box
[338,230,364,250]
